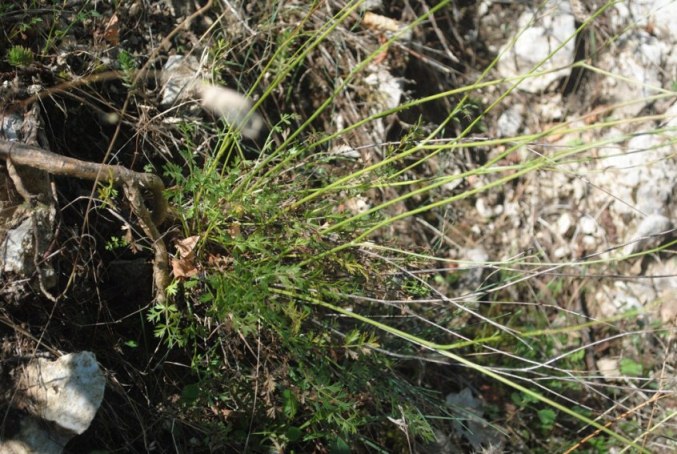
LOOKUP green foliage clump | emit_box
[147,125,442,451]
[7,45,33,67]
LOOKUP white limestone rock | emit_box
[497,3,576,93]
[0,352,106,454]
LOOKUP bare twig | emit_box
[0,140,167,225]
[124,184,170,305]
[0,139,170,303]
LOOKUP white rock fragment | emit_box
[661,297,677,326]
[344,196,370,214]
[361,68,404,145]
[615,0,677,43]
[571,179,587,203]
[497,3,576,93]
[649,1,677,42]
[160,55,201,107]
[589,120,676,228]
[553,245,570,258]
[19,352,106,434]
[595,281,644,318]
[596,357,621,381]
[579,215,598,235]
[665,99,677,129]
[0,206,57,288]
[557,212,574,237]
[534,93,564,122]
[497,104,524,137]
[455,247,491,309]
[475,197,493,219]
[598,31,667,118]
[1,216,36,274]
[593,258,675,327]
[502,199,520,228]
[582,235,597,249]
[359,0,383,12]
[1,111,23,141]
[645,259,677,326]
[463,247,489,284]
[477,0,491,18]
[0,417,65,454]
[0,352,106,454]
[442,177,463,193]
[364,69,403,111]
[623,214,673,255]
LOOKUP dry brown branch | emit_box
[0,140,167,225]
[0,139,170,303]
[124,184,170,305]
[1,1,215,307]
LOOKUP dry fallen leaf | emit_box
[102,14,120,45]
[172,235,201,278]
[176,235,200,258]
[171,256,199,279]
[122,225,142,254]
[228,222,241,238]
[207,253,231,268]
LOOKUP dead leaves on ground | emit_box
[171,235,200,279]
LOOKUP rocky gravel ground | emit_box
[0,0,675,452]
[480,0,676,333]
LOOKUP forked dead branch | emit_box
[0,141,168,224]
[0,139,171,304]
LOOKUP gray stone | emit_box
[446,388,504,450]
[623,214,673,255]
[557,212,574,237]
[160,55,201,108]
[0,205,57,289]
[598,31,668,118]
[22,352,106,434]
[1,112,23,141]
[615,0,677,43]
[0,352,106,454]
[497,104,524,137]
[1,216,35,274]
[497,3,576,93]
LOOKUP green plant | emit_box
[7,45,33,67]
[149,0,677,449]
[104,235,128,251]
[117,49,136,84]
[149,122,438,448]
[3,0,674,452]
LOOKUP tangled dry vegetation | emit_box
[1,0,675,453]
